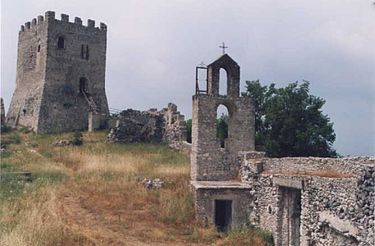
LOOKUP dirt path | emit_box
[57,184,202,246]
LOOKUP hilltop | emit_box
[0,130,271,246]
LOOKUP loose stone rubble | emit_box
[107,103,191,152]
[52,140,73,147]
[142,178,164,189]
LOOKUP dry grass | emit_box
[0,130,271,245]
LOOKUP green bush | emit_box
[71,131,83,145]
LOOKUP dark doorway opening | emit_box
[279,187,302,246]
[215,199,232,232]
[79,77,88,94]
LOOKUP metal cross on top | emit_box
[219,42,228,55]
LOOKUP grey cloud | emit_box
[1,0,374,155]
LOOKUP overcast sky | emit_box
[1,0,374,156]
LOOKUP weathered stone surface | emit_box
[240,155,375,246]
[191,54,255,182]
[52,139,72,146]
[142,178,164,189]
[107,103,189,151]
[191,54,256,232]
[191,55,374,246]
[6,11,109,133]
[107,109,164,143]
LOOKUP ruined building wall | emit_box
[7,11,109,133]
[191,54,374,246]
[240,155,375,246]
[107,103,189,150]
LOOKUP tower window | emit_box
[217,104,229,148]
[57,36,65,49]
[79,77,88,93]
[81,44,89,60]
[37,45,41,52]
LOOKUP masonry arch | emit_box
[207,54,240,97]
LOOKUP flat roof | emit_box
[191,181,251,189]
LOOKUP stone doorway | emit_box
[215,199,232,232]
[278,187,301,246]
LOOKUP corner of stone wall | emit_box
[239,151,266,181]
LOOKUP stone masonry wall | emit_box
[107,108,164,143]
[240,154,375,246]
[6,14,49,131]
[7,11,109,133]
[191,95,255,181]
[193,187,253,227]
[107,103,189,150]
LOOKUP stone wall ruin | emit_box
[191,54,375,246]
[107,103,190,152]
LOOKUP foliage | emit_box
[217,114,228,148]
[1,131,21,146]
[71,131,83,145]
[243,80,337,157]
[219,226,274,246]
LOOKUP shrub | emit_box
[71,131,83,146]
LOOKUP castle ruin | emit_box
[3,11,374,246]
[191,54,374,246]
[6,11,109,133]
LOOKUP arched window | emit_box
[79,77,88,93]
[216,104,229,148]
[219,68,228,96]
[57,36,65,49]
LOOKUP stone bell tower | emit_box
[191,53,255,181]
[191,53,256,231]
[6,11,109,133]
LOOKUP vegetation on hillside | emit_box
[0,130,272,246]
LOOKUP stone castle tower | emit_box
[6,11,109,133]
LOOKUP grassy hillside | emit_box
[0,130,272,246]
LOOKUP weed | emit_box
[71,131,83,146]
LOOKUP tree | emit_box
[243,80,337,157]
[216,114,228,148]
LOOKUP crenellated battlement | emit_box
[9,11,109,134]
[20,11,107,32]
